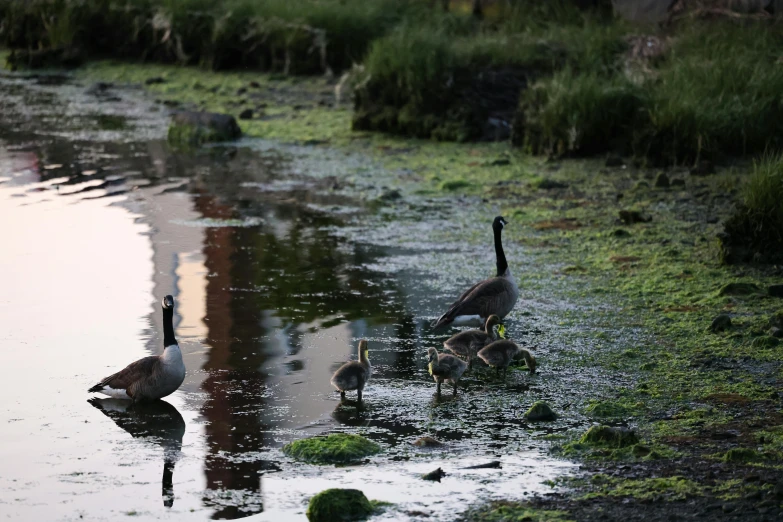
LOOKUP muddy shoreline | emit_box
[1,62,782,521]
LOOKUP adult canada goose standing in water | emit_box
[88,398,185,507]
[443,314,503,369]
[330,340,372,402]
[89,295,186,403]
[432,216,519,329]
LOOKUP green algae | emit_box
[306,488,374,522]
[584,400,632,419]
[581,476,704,502]
[283,433,380,465]
[463,501,574,522]
[579,425,638,448]
[524,401,557,422]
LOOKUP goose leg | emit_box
[436,381,441,395]
[340,391,346,399]
[357,389,363,403]
[453,381,458,396]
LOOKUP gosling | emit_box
[427,347,468,396]
[443,314,503,369]
[477,340,536,377]
[330,340,371,402]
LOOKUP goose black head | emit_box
[162,295,174,309]
[492,216,508,231]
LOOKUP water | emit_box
[0,73,587,521]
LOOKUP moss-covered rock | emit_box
[579,425,639,448]
[718,282,761,296]
[306,488,373,522]
[283,433,380,465]
[721,448,765,463]
[524,401,557,421]
[167,111,242,147]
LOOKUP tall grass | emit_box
[647,23,783,162]
[722,153,783,262]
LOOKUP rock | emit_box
[145,77,166,85]
[579,425,639,447]
[718,282,761,296]
[768,284,783,298]
[670,178,686,187]
[236,87,247,95]
[612,229,631,238]
[537,178,569,190]
[462,461,502,469]
[632,444,651,457]
[422,467,447,482]
[619,210,652,225]
[412,436,442,448]
[282,433,381,464]
[306,489,373,522]
[238,109,253,120]
[490,157,511,166]
[85,82,113,95]
[605,155,624,167]
[379,189,402,201]
[167,111,242,147]
[750,336,780,349]
[710,314,732,333]
[690,160,715,176]
[654,172,670,188]
[524,401,557,421]
[770,327,783,338]
[249,81,261,88]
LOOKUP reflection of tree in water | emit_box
[193,181,408,518]
[87,398,184,508]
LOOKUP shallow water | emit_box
[0,74,604,521]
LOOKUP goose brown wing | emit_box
[439,277,514,322]
[89,356,159,392]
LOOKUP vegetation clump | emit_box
[283,433,380,464]
[306,488,373,522]
[720,153,783,264]
[524,401,557,421]
[579,425,638,448]
[585,401,631,419]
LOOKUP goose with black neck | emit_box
[432,216,519,329]
[88,295,186,403]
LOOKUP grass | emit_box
[721,153,783,263]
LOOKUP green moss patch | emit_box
[283,433,380,465]
[582,475,704,502]
[306,488,373,522]
[579,425,638,448]
[585,401,631,419]
[462,501,574,522]
[524,401,557,421]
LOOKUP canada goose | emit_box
[89,295,186,403]
[427,347,468,396]
[88,398,185,507]
[443,314,503,369]
[432,216,519,329]
[330,340,371,402]
[477,340,536,376]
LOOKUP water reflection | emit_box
[87,398,185,508]
[0,74,581,521]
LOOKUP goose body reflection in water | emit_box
[88,398,185,507]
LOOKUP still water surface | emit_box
[0,74,580,521]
